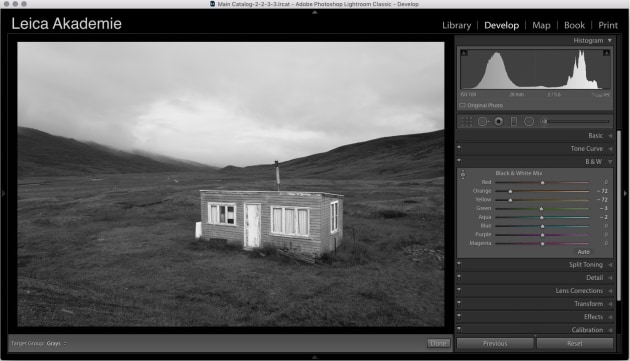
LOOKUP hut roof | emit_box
[199,190,344,198]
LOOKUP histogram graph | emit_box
[460,49,611,90]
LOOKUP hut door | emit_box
[244,204,261,248]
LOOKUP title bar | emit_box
[2,0,628,8]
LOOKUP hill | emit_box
[17,127,216,177]
[131,149,218,170]
[221,130,444,180]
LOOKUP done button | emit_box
[427,338,451,348]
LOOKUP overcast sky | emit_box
[18,42,443,167]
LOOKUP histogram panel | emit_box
[460,49,611,90]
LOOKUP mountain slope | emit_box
[222,130,444,180]
[17,127,216,177]
[131,149,219,170]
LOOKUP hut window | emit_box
[330,201,339,233]
[271,206,309,236]
[208,203,236,226]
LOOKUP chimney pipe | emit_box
[275,160,280,192]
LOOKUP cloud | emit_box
[18,42,443,167]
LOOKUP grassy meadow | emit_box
[17,172,444,327]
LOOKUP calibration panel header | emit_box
[1,1,628,360]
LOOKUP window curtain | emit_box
[210,205,218,224]
[285,208,295,234]
[272,208,282,233]
[330,203,335,232]
[297,209,308,235]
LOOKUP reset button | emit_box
[427,339,451,348]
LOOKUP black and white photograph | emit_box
[17,42,445,327]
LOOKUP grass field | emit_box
[17,172,444,327]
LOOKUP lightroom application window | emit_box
[2,0,628,359]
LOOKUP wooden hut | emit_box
[199,190,343,256]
